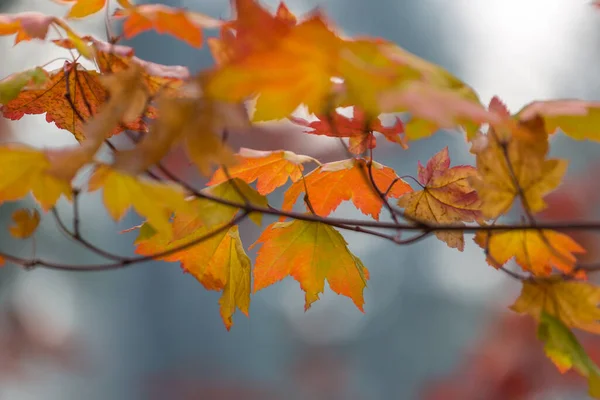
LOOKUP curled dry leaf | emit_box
[290,107,407,155]
[9,208,40,239]
[511,279,600,335]
[251,220,369,311]
[282,158,412,220]
[398,147,482,251]
[474,229,585,276]
[207,148,319,195]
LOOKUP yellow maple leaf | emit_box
[511,279,600,335]
[87,165,188,238]
[474,229,585,276]
[9,208,40,239]
[469,116,567,219]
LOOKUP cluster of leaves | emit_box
[1,0,600,394]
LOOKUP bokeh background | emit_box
[0,0,600,399]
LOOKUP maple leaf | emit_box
[56,0,108,18]
[474,229,585,276]
[172,178,268,236]
[290,107,407,154]
[207,0,297,64]
[205,13,343,121]
[113,3,222,48]
[0,62,148,142]
[87,165,188,239]
[207,148,318,195]
[516,99,600,142]
[0,145,73,210]
[282,158,412,220]
[251,220,370,311]
[537,312,600,399]
[510,279,600,334]
[0,68,48,103]
[9,208,40,239]
[53,37,190,96]
[397,147,482,251]
[469,113,568,219]
[134,223,251,330]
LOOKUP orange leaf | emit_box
[57,0,106,19]
[0,62,148,142]
[397,147,482,251]
[290,107,407,154]
[282,158,412,220]
[251,220,369,311]
[206,14,343,121]
[9,208,40,239]
[510,279,600,334]
[135,223,251,330]
[113,4,222,48]
[207,148,318,195]
[474,229,585,276]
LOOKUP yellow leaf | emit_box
[474,229,585,276]
[87,165,187,238]
[511,279,600,334]
[9,208,40,239]
[0,145,73,210]
[469,118,567,219]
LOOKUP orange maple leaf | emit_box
[474,229,585,276]
[0,12,57,44]
[251,220,369,311]
[113,3,222,48]
[0,62,148,142]
[511,279,600,335]
[397,147,482,251]
[282,158,412,220]
[290,107,407,154]
[207,148,319,195]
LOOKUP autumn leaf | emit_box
[205,14,343,121]
[207,0,297,64]
[516,99,600,142]
[9,208,40,239]
[87,165,188,238]
[173,178,268,236]
[57,0,107,18]
[208,148,318,195]
[0,62,148,142]
[134,222,251,330]
[397,147,482,251]
[282,158,412,220]
[251,220,369,311]
[474,229,585,276]
[510,279,600,334]
[0,68,48,103]
[469,115,568,219]
[113,3,222,48]
[290,107,407,154]
[536,312,600,399]
[0,145,76,210]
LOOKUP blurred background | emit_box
[1,0,600,399]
